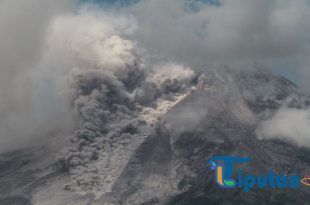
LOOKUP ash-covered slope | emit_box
[108,68,310,205]
[1,68,310,205]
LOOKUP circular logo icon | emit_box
[301,175,310,186]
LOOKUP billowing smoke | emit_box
[134,63,195,104]
[2,0,310,153]
[256,107,310,148]
[36,8,196,193]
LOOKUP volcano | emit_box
[1,67,310,205]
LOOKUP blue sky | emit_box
[276,66,301,86]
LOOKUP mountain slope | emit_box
[109,68,310,205]
[1,68,310,205]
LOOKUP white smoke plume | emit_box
[166,96,209,134]
[256,107,310,148]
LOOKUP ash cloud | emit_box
[38,8,196,192]
[2,0,310,154]
[0,0,76,153]
[134,63,195,105]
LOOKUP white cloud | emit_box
[256,108,310,148]
[123,0,310,78]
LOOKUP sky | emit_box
[276,66,301,86]
[76,0,309,86]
